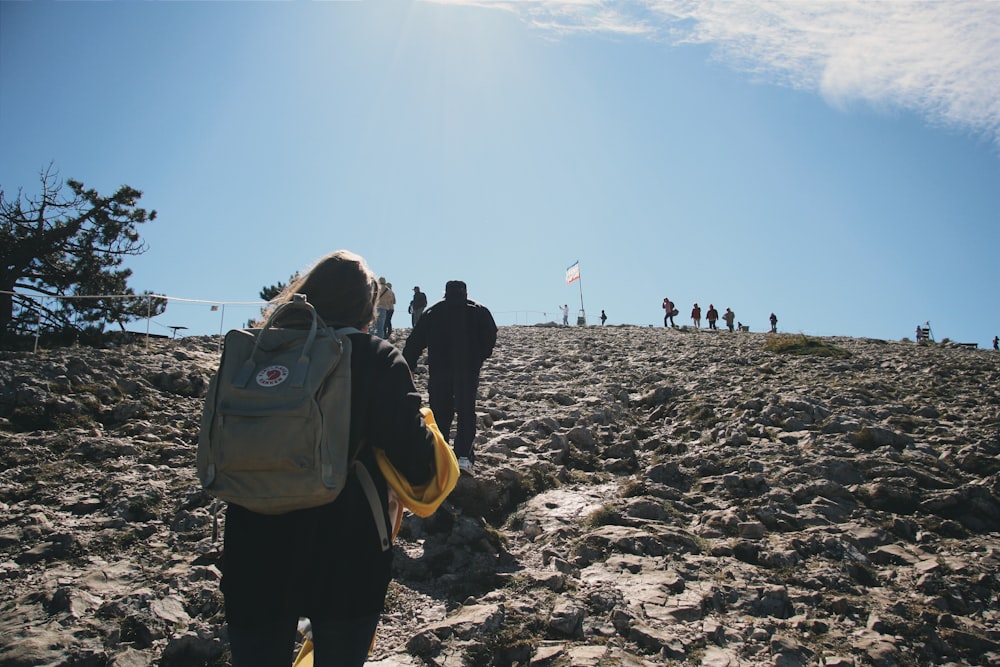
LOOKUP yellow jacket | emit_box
[375,407,459,540]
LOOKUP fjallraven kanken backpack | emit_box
[197,295,362,515]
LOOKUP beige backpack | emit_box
[196,296,389,547]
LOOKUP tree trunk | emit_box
[0,290,13,335]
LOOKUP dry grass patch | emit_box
[764,334,851,358]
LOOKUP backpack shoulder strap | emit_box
[335,328,392,552]
[354,460,390,552]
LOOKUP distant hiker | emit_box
[994,335,999,351]
[723,307,735,332]
[561,304,569,326]
[600,309,607,326]
[219,250,440,667]
[384,282,396,338]
[375,277,395,338]
[409,286,427,327]
[691,303,701,328]
[706,304,719,330]
[404,280,497,476]
[770,312,778,333]
[662,297,676,327]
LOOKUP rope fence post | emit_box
[145,295,152,350]
[34,300,42,354]
[217,304,226,353]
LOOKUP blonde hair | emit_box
[272,250,377,330]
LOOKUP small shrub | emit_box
[520,467,559,499]
[887,415,919,433]
[687,404,718,426]
[586,505,624,527]
[564,444,600,472]
[849,427,880,451]
[10,405,49,431]
[52,413,95,430]
[383,581,406,611]
[619,480,647,498]
[484,621,538,665]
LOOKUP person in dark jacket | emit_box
[706,304,719,330]
[221,250,437,667]
[403,280,497,476]
[408,286,427,327]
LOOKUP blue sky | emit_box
[2,1,998,346]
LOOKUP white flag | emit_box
[565,261,580,285]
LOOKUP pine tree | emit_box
[0,165,164,337]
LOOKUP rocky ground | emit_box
[0,325,998,667]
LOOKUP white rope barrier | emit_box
[1,290,268,352]
[3,292,566,347]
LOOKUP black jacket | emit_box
[409,291,427,312]
[402,295,497,373]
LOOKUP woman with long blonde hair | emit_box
[220,250,437,667]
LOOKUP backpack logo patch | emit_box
[256,365,290,387]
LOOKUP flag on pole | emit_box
[210,305,219,311]
[565,261,580,285]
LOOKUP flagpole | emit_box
[577,265,586,325]
[565,260,586,325]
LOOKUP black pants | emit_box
[228,613,379,667]
[428,366,480,461]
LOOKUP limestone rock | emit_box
[1,329,998,665]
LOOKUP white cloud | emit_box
[424,0,1000,147]
[426,0,655,35]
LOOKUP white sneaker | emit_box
[458,457,474,476]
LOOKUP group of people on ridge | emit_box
[558,305,609,326]
[661,297,775,333]
[373,282,433,339]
